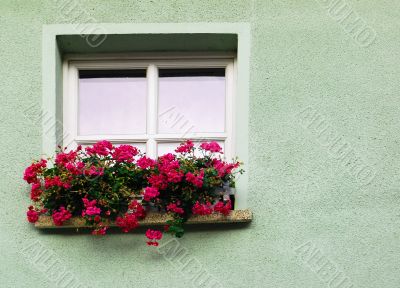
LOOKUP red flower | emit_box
[55,150,77,167]
[85,140,113,156]
[27,206,39,223]
[145,229,163,240]
[214,200,232,216]
[145,229,162,246]
[128,200,146,219]
[44,176,71,189]
[82,198,101,216]
[84,166,104,177]
[158,159,180,174]
[148,174,168,190]
[185,169,204,188]
[92,226,108,235]
[112,145,138,162]
[23,159,47,184]
[30,183,42,201]
[200,141,222,153]
[85,206,101,216]
[116,213,139,233]
[192,201,213,215]
[94,215,101,223]
[65,161,84,175]
[166,170,184,183]
[175,140,194,154]
[52,207,72,226]
[143,187,159,201]
[159,153,175,163]
[136,156,156,169]
[212,159,240,177]
[167,202,184,214]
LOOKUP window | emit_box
[63,55,236,160]
[44,26,249,209]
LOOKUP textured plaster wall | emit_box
[1,0,400,287]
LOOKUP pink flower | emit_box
[192,201,213,215]
[112,145,139,162]
[52,207,72,226]
[167,203,185,214]
[85,206,101,216]
[82,197,97,208]
[214,200,232,216]
[116,213,138,233]
[145,229,163,240]
[23,159,47,184]
[27,206,39,223]
[82,198,101,216]
[85,140,113,156]
[136,156,156,169]
[175,140,194,154]
[143,187,160,201]
[200,141,222,153]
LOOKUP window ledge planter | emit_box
[24,140,249,243]
[34,209,252,229]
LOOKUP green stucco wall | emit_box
[1,0,399,287]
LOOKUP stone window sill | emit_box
[34,209,253,229]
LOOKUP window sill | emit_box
[34,209,252,229]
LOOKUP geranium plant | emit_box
[23,140,243,245]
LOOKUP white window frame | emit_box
[63,54,237,160]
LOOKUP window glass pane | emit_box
[78,70,147,136]
[157,141,224,157]
[158,68,225,134]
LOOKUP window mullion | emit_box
[146,64,158,157]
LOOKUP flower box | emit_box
[34,209,252,228]
[24,140,249,244]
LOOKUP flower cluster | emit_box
[23,140,243,245]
